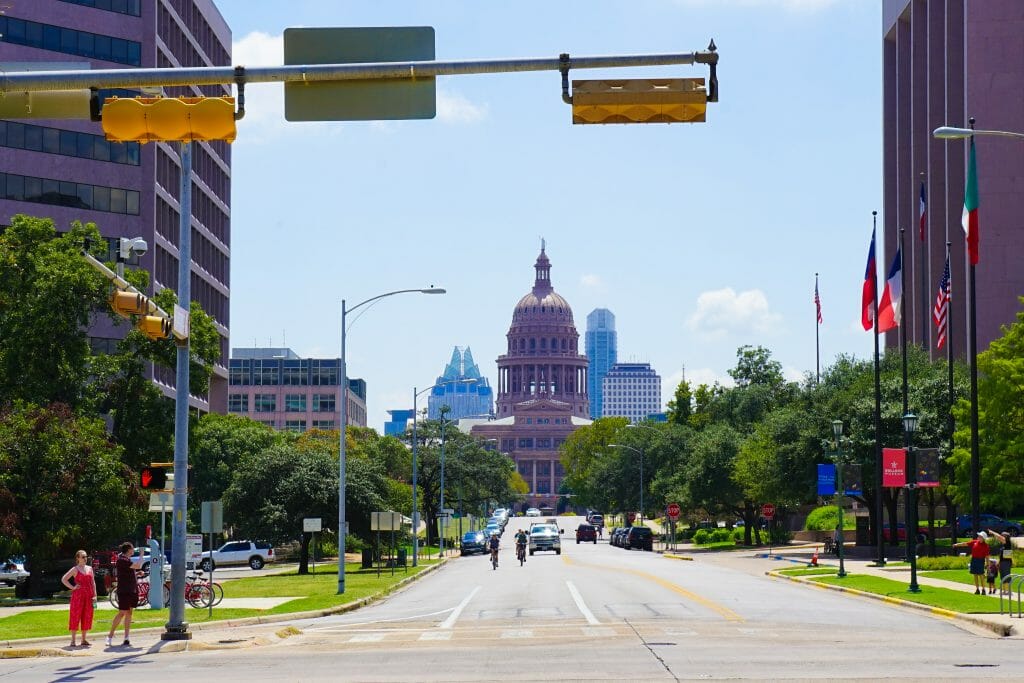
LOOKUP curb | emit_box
[663,553,694,561]
[1,558,448,654]
[768,570,1014,637]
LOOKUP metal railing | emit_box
[999,573,1024,616]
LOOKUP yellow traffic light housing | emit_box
[102,96,237,143]
[110,290,148,317]
[138,315,172,341]
[570,78,708,124]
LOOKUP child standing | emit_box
[986,557,999,594]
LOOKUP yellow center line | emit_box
[561,554,744,622]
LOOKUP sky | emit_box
[215,0,882,431]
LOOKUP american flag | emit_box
[933,255,951,349]
[814,278,823,325]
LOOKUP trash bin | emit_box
[361,548,373,569]
[396,549,407,567]
[855,516,871,546]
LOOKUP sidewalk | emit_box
[676,541,1023,637]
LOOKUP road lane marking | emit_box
[500,629,533,639]
[348,633,385,642]
[562,554,743,622]
[583,626,615,636]
[566,580,601,625]
[439,585,480,629]
[419,631,452,641]
[307,608,458,631]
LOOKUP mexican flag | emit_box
[962,137,980,265]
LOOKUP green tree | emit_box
[0,402,140,596]
[559,417,630,512]
[950,298,1024,514]
[666,380,693,425]
[222,440,339,573]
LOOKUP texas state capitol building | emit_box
[460,246,592,512]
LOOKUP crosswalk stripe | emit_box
[419,631,453,641]
[500,629,533,639]
[348,633,385,642]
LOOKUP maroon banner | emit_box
[882,448,906,487]
[916,448,940,487]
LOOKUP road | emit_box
[4,516,1024,681]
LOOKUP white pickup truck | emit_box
[528,523,562,555]
[199,541,274,570]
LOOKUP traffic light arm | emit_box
[81,248,186,341]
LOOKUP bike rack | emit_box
[1000,574,1024,616]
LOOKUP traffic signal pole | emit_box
[163,140,193,641]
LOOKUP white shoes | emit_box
[104,636,112,647]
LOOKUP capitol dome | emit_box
[511,247,575,323]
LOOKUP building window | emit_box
[312,420,335,430]
[536,438,552,449]
[253,360,279,385]
[502,438,515,451]
[59,0,143,17]
[254,394,276,413]
[536,481,551,494]
[0,121,139,165]
[284,420,306,433]
[526,418,532,424]
[311,360,338,385]
[229,363,248,385]
[282,361,308,386]
[0,16,141,65]
[312,394,336,412]
[1,172,139,215]
[227,394,248,412]
[518,438,533,449]
[285,394,306,412]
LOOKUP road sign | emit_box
[761,503,776,520]
[303,517,322,533]
[201,501,223,534]
[186,534,202,569]
[148,490,173,512]
[283,26,436,122]
[666,503,681,520]
[371,511,403,531]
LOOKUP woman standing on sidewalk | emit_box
[61,550,97,647]
[106,541,143,647]
[989,529,1014,593]
[953,531,990,595]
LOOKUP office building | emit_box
[602,362,662,424]
[384,409,415,437]
[427,347,494,420]
[585,308,618,420]
[883,0,1024,356]
[0,0,233,412]
[228,348,367,431]
[464,246,592,511]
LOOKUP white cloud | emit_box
[782,365,808,384]
[437,89,488,124]
[580,274,602,288]
[686,287,782,340]
[686,367,735,389]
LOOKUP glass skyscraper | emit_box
[427,347,494,420]
[586,308,617,419]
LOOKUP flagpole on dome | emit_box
[871,211,886,566]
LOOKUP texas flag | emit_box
[877,246,902,333]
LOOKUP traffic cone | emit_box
[811,548,819,567]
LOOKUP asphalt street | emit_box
[4,516,1024,681]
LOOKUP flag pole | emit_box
[965,118,980,536]
[920,172,929,351]
[945,240,957,547]
[899,227,910,562]
[815,272,820,384]
[872,211,886,566]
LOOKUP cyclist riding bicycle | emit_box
[488,532,500,565]
[514,529,528,562]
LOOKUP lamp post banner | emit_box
[882,447,906,487]
[841,464,863,496]
[817,464,836,496]
[916,448,940,487]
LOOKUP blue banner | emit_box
[817,464,836,496]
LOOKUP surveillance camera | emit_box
[129,237,148,256]
[119,236,148,260]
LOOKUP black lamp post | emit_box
[903,412,921,593]
[832,419,847,578]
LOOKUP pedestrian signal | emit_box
[140,466,168,490]
[102,96,237,143]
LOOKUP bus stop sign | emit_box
[283,26,436,122]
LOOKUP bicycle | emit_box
[490,547,499,570]
[108,572,150,609]
[187,570,223,607]
[516,543,526,566]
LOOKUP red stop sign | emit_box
[761,503,776,519]
[666,503,681,519]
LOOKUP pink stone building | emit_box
[462,247,592,511]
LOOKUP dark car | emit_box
[956,514,1023,537]
[624,526,654,551]
[611,527,628,547]
[576,524,597,544]
[461,531,487,556]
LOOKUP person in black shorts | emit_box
[106,541,143,647]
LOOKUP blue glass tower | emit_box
[427,347,494,420]
[586,309,617,419]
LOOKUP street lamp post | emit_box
[831,419,847,579]
[338,287,445,594]
[608,443,644,525]
[438,405,451,557]
[903,412,921,593]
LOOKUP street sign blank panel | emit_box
[283,27,436,122]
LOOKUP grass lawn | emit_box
[919,568,992,587]
[0,560,439,641]
[812,573,1002,613]
[692,541,738,551]
[777,567,838,577]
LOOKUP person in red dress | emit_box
[61,550,97,648]
[106,542,143,647]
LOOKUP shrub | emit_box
[917,555,969,571]
[710,528,733,543]
[805,506,854,531]
[344,534,366,553]
[733,527,745,542]
[679,529,695,540]
[692,529,710,545]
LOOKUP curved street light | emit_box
[933,126,1024,140]
[337,287,445,594]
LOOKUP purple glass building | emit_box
[0,0,232,411]
[883,0,1024,357]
